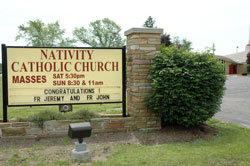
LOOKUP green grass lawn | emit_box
[1,119,250,166]
[93,120,250,166]
[0,77,122,120]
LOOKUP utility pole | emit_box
[212,43,216,54]
[248,26,250,44]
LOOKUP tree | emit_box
[246,51,250,74]
[172,36,181,46]
[143,16,156,28]
[246,51,250,64]
[16,19,75,47]
[172,36,193,51]
[161,33,172,46]
[73,18,125,47]
[204,43,216,55]
[181,38,192,51]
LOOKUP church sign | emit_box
[1,45,126,122]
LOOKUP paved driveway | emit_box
[215,76,250,128]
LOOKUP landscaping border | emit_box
[0,117,161,138]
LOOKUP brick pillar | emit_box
[124,28,163,130]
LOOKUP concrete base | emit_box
[72,148,90,161]
[75,142,87,151]
[71,141,91,161]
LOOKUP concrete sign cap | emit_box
[124,28,164,36]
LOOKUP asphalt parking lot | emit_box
[215,76,250,128]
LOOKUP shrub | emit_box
[241,72,248,76]
[65,109,99,120]
[247,65,250,73]
[31,111,63,127]
[146,46,226,127]
[28,109,99,127]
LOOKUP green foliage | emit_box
[161,34,192,51]
[103,109,122,114]
[27,109,99,127]
[247,65,250,73]
[16,19,75,47]
[2,119,250,166]
[65,109,99,120]
[172,36,193,51]
[143,16,156,28]
[30,110,63,127]
[246,51,250,64]
[73,18,125,47]
[62,137,70,146]
[92,120,250,166]
[146,46,226,127]
[241,72,248,76]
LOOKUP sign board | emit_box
[1,45,126,121]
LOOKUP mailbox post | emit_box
[68,122,92,161]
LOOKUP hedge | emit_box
[146,46,226,127]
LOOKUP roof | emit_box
[216,55,244,64]
[216,49,249,64]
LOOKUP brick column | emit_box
[124,28,163,130]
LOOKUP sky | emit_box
[0,0,250,62]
